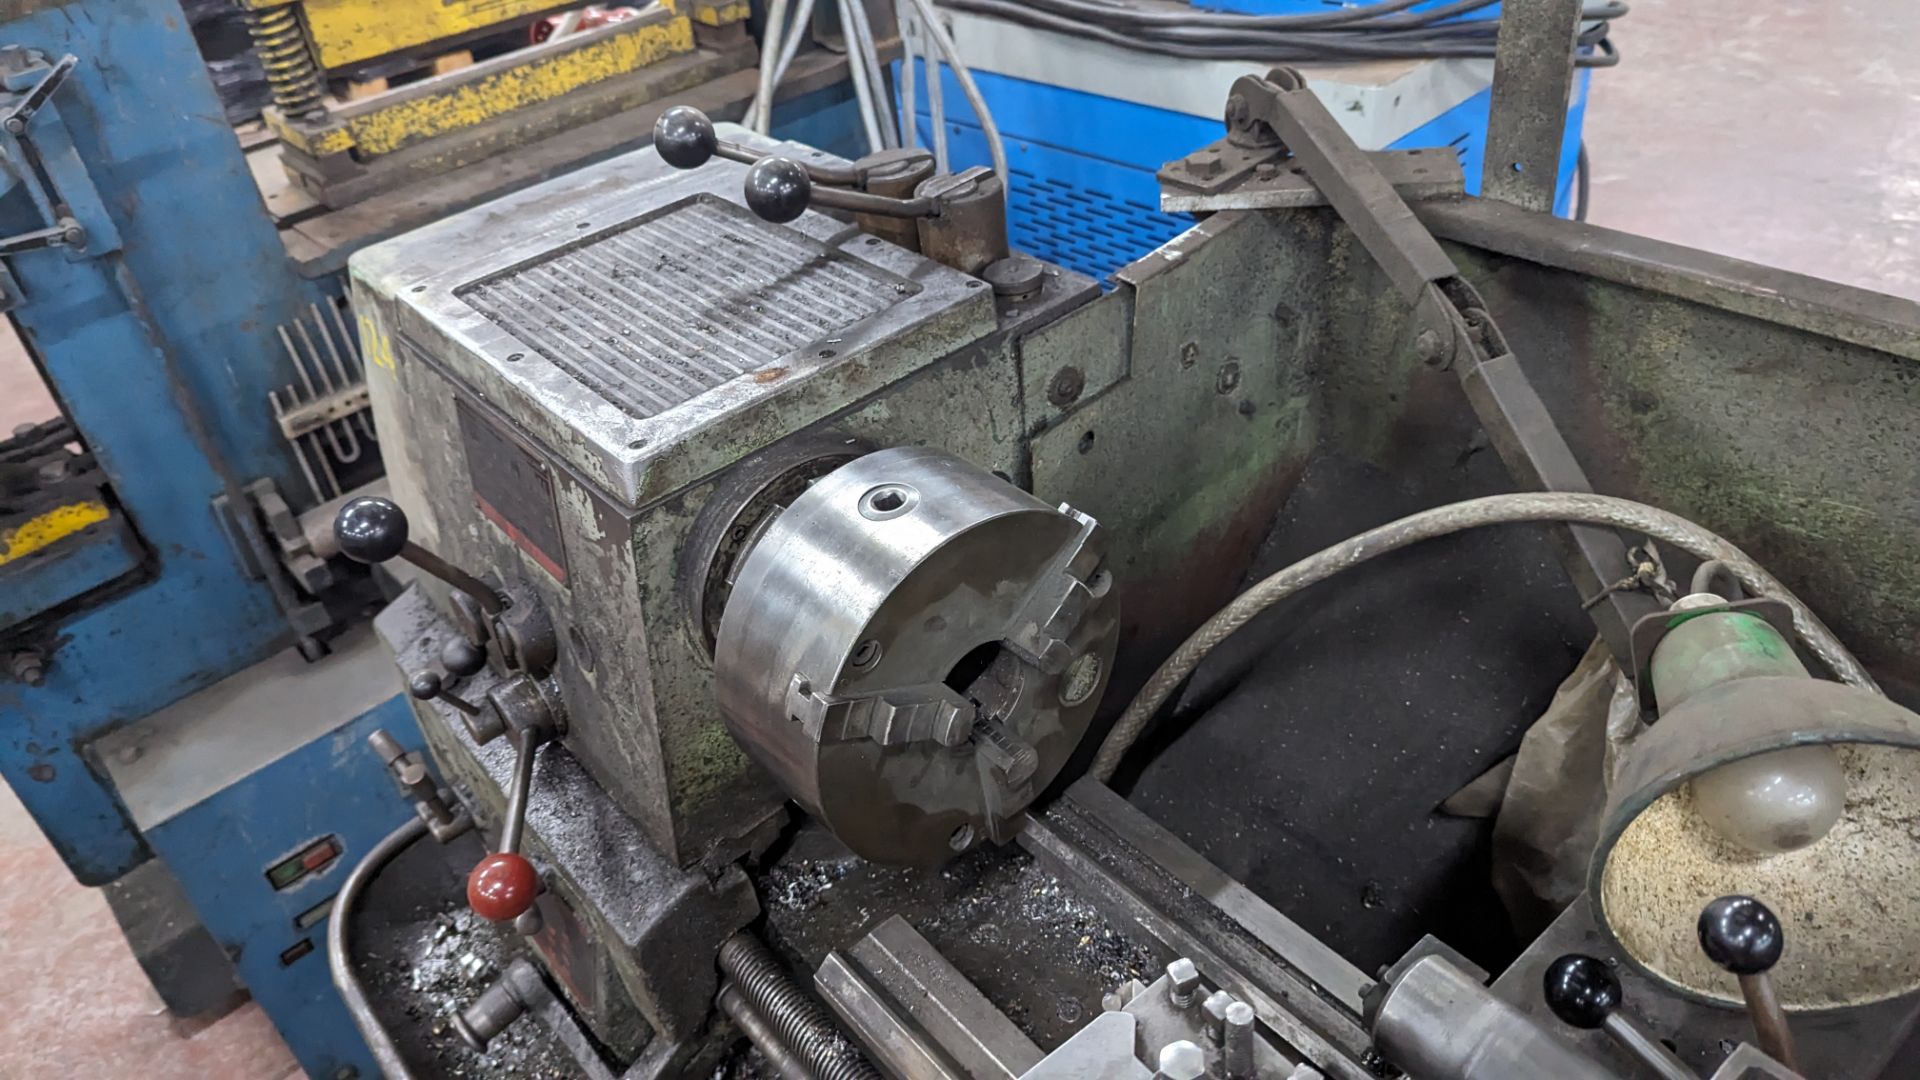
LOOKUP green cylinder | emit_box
[1649,598,1809,714]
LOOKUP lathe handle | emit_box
[1542,955,1695,1080]
[1699,896,1799,1073]
[652,106,944,225]
[333,496,506,614]
[466,727,547,926]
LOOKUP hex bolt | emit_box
[1202,989,1236,1042]
[1415,327,1448,367]
[1155,1040,1207,1080]
[8,649,46,687]
[1223,1000,1256,1077]
[1166,958,1202,1007]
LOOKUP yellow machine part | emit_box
[0,500,110,567]
[296,0,569,71]
[268,15,699,159]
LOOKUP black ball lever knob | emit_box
[441,638,487,678]
[1543,954,1622,1030]
[1698,895,1784,975]
[654,105,717,169]
[335,496,409,564]
[744,157,811,224]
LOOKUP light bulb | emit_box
[1691,745,1847,855]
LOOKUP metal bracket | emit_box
[0,50,119,260]
[1159,142,1464,215]
[1215,68,1663,664]
[0,53,86,257]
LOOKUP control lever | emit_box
[1699,896,1799,1073]
[334,496,507,614]
[1542,955,1694,1080]
[652,106,1003,248]
[466,723,548,929]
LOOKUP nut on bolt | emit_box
[1414,328,1448,367]
[1166,957,1202,1006]
[1202,989,1236,1041]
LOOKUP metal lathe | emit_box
[321,52,1920,1080]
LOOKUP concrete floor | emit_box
[1,1,1917,1075]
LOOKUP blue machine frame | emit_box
[900,62,1589,282]
[96,629,427,1079]
[0,6,424,1075]
[0,4,341,883]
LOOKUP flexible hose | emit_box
[841,0,898,149]
[837,0,888,152]
[897,0,918,150]
[1089,493,1880,783]
[767,0,821,111]
[718,933,883,1080]
[751,0,792,132]
[328,816,430,1080]
[904,0,1007,197]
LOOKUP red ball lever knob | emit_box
[467,852,539,922]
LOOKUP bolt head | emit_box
[1166,957,1202,1004]
[1155,1040,1207,1080]
[1202,989,1236,1041]
[1415,328,1447,366]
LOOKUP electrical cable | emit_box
[1088,492,1880,783]
[904,0,1007,198]
[925,16,948,173]
[897,0,918,149]
[841,0,898,149]
[933,0,1625,67]
[836,0,887,151]
[750,0,792,132]
[767,0,821,112]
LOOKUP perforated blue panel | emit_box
[900,58,1588,283]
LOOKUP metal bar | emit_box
[815,915,1044,1080]
[1244,73,1658,660]
[719,983,811,1080]
[1021,780,1376,1080]
[274,382,371,440]
[2,54,77,133]
[398,539,505,613]
[1480,0,1582,212]
[816,952,965,1080]
[1415,196,1920,364]
[1457,353,1658,660]
[498,734,539,855]
[327,816,428,1080]
[1240,74,1455,301]
[1738,973,1802,1075]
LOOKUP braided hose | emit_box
[1089,492,1881,783]
[717,933,882,1080]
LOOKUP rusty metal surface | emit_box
[1036,210,1324,724]
[1299,200,1920,692]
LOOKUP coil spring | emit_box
[245,4,325,116]
[717,934,882,1080]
